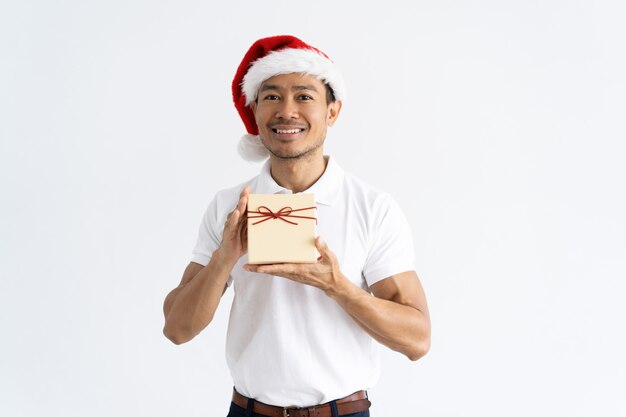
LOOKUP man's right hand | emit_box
[163,185,251,344]
[215,185,250,267]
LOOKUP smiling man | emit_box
[163,36,431,417]
[252,73,338,160]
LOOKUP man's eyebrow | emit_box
[259,84,281,92]
[291,84,319,92]
[259,84,320,93]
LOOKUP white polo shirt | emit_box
[191,156,415,407]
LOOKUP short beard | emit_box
[259,135,325,160]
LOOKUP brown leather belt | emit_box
[231,388,371,417]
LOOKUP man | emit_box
[163,35,431,417]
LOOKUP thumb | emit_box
[315,236,331,258]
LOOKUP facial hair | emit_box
[259,134,326,160]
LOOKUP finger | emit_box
[315,236,338,266]
[240,218,248,238]
[238,194,248,211]
[239,186,250,213]
[228,194,245,221]
[315,236,330,257]
[243,264,295,280]
[239,219,248,250]
[242,264,295,275]
[234,193,247,213]
[227,208,240,230]
[256,263,301,275]
[227,196,247,231]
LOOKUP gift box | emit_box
[247,193,317,264]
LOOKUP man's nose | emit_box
[275,98,299,119]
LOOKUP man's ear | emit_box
[327,100,342,127]
[250,101,257,114]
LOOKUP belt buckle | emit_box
[283,405,316,417]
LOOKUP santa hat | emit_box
[232,35,346,161]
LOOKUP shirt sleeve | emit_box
[362,194,416,286]
[190,196,222,267]
[190,196,234,287]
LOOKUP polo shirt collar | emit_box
[254,155,344,206]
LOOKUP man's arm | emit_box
[163,187,249,345]
[327,270,430,361]
[162,255,232,345]
[244,237,431,361]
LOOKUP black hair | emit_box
[324,82,336,104]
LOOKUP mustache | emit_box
[269,121,308,129]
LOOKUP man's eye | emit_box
[263,95,279,100]
[298,95,313,101]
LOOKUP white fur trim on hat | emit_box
[238,134,270,162]
[242,48,346,106]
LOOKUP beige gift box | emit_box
[247,193,318,264]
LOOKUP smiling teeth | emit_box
[275,129,302,134]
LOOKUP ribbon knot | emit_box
[248,205,317,226]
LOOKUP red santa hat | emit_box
[232,35,346,161]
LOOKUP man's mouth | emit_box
[271,128,305,134]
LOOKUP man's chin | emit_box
[261,140,323,160]
[268,148,311,160]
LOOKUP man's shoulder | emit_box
[343,170,385,194]
[341,170,395,209]
[208,175,259,214]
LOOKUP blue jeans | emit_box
[226,401,371,417]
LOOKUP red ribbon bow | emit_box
[248,206,317,226]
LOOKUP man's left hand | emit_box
[243,236,345,293]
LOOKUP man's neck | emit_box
[268,152,328,193]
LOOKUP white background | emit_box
[1,1,625,416]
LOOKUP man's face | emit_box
[250,73,341,160]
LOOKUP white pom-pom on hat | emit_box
[238,134,270,162]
